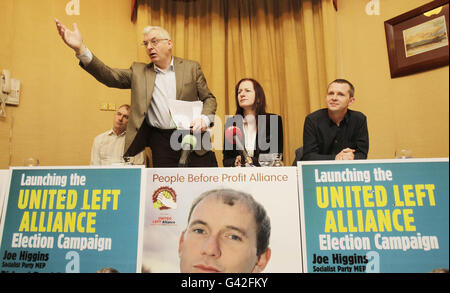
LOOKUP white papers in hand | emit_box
[168,99,203,130]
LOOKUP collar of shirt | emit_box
[154,57,174,74]
[107,129,127,137]
[327,109,351,126]
[243,118,257,155]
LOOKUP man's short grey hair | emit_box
[118,104,130,111]
[142,26,171,40]
[187,188,271,257]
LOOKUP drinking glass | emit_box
[123,156,134,165]
[273,153,284,167]
[395,149,413,159]
[258,153,274,167]
[23,157,40,166]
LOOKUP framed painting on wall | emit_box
[385,0,449,78]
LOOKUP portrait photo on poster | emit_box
[141,167,302,273]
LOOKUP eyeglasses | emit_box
[141,38,169,48]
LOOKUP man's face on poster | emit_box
[178,195,270,273]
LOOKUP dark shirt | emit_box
[302,108,369,161]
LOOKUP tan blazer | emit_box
[81,55,217,156]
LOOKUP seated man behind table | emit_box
[302,79,369,161]
[178,188,271,273]
[91,104,145,165]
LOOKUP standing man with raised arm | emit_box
[55,20,218,167]
[302,79,369,161]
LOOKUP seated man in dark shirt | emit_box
[302,79,368,161]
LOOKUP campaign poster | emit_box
[0,170,10,227]
[142,167,302,273]
[0,166,145,273]
[298,159,449,273]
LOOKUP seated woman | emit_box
[223,78,283,167]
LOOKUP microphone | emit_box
[225,126,254,167]
[178,134,197,167]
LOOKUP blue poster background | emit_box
[299,159,449,273]
[0,167,143,273]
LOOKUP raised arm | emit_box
[55,18,87,55]
[55,18,132,89]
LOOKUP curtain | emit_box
[136,0,337,166]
